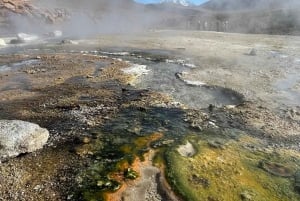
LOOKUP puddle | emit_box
[94,49,244,109]
[134,60,243,109]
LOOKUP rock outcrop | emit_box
[0,120,49,161]
[0,0,69,24]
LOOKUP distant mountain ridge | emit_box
[201,0,300,11]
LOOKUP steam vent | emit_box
[0,0,300,201]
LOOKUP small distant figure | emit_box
[208,104,215,112]
[186,20,191,30]
[216,21,221,32]
[204,21,208,31]
[223,21,229,32]
[197,20,201,30]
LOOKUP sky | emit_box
[134,0,209,5]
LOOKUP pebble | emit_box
[248,48,257,56]
[240,190,253,201]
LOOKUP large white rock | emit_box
[0,120,49,161]
[17,33,39,42]
[0,38,6,46]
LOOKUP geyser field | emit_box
[0,0,300,201]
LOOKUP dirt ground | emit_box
[0,30,300,200]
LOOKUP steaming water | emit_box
[0,44,244,108]
[136,62,242,109]
[105,51,244,109]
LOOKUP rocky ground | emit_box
[0,30,299,200]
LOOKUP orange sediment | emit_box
[105,132,163,201]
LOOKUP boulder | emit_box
[0,120,49,161]
[0,38,6,46]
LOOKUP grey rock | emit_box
[60,39,78,45]
[0,120,49,161]
[10,39,25,44]
[248,48,257,56]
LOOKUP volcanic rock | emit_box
[0,120,49,161]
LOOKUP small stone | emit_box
[82,137,91,144]
[259,160,294,177]
[60,39,78,45]
[34,185,43,191]
[97,180,104,187]
[240,191,253,201]
[208,140,225,149]
[24,69,37,74]
[86,75,94,79]
[248,49,257,56]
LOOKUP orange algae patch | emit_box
[105,133,163,201]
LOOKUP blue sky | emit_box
[134,0,209,5]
